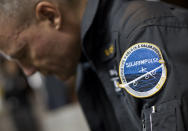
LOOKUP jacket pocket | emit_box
[142,99,184,131]
[151,104,176,131]
[151,100,183,131]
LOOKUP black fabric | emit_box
[77,64,121,131]
[78,0,188,130]
[44,76,69,110]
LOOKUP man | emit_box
[0,0,188,131]
[0,0,86,80]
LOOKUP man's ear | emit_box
[35,1,62,30]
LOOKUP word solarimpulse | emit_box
[126,58,159,68]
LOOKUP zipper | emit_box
[142,111,146,131]
[142,118,146,131]
[142,105,156,131]
[149,114,152,131]
[150,106,156,131]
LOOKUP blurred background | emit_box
[0,57,89,131]
[0,0,187,131]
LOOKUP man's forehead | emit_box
[0,23,24,57]
[0,26,15,48]
[0,21,17,42]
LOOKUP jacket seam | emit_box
[126,16,188,40]
[127,23,188,42]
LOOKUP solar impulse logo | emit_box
[125,58,159,68]
[118,42,167,98]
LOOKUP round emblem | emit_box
[119,43,167,98]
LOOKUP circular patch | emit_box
[119,43,167,98]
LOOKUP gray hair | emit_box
[0,0,78,27]
[0,0,37,26]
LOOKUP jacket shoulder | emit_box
[114,1,188,37]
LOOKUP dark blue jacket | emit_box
[78,0,188,130]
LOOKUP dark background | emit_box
[162,0,188,8]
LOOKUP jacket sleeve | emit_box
[118,16,188,130]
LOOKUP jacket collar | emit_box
[81,0,100,40]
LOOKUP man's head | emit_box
[0,0,87,80]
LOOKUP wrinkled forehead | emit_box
[0,20,16,45]
[0,18,21,57]
[0,1,30,59]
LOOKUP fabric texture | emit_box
[78,0,188,130]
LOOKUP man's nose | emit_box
[19,64,37,76]
[22,67,37,76]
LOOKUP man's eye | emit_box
[11,42,28,60]
[12,50,26,60]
